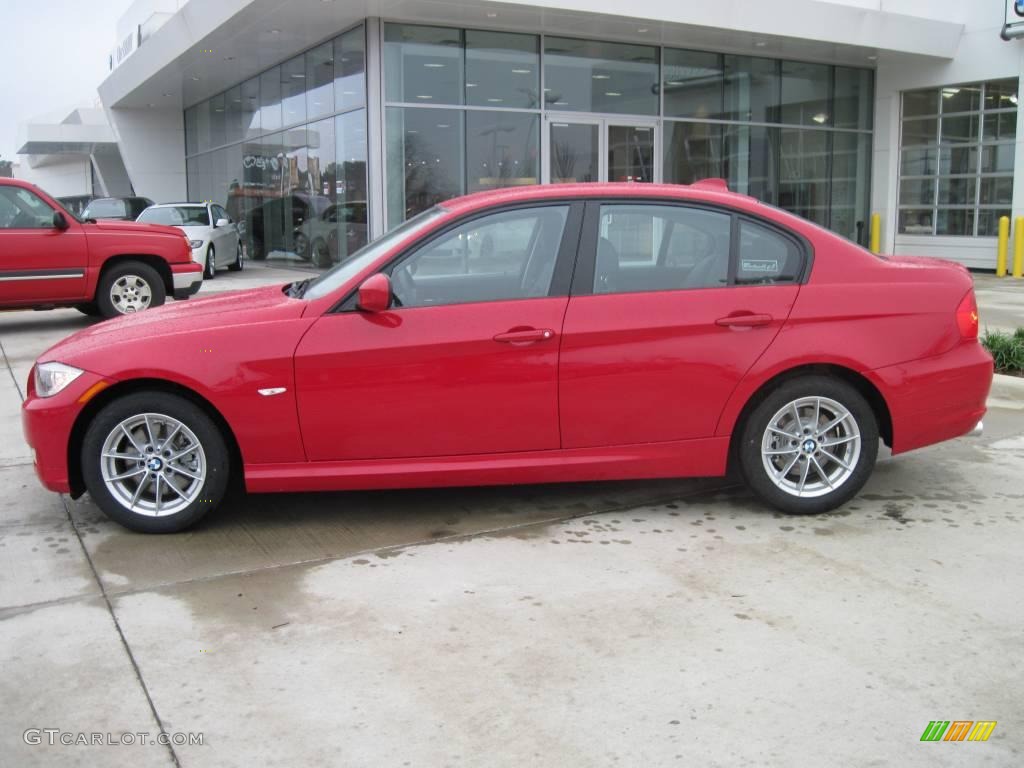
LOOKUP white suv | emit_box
[137,203,242,279]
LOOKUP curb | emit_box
[989,373,1024,410]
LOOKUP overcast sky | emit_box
[0,0,132,162]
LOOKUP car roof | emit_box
[147,202,208,208]
[440,180,758,216]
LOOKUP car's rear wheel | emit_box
[204,246,216,279]
[97,261,166,318]
[228,241,244,271]
[737,376,878,514]
[81,392,230,533]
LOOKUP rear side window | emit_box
[85,199,127,218]
[594,204,732,294]
[736,219,804,284]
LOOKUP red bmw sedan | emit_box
[22,181,993,533]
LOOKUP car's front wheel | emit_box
[204,245,217,279]
[737,376,878,515]
[81,392,230,533]
[228,241,244,271]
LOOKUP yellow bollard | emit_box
[1014,217,1024,279]
[997,216,1009,277]
[869,213,881,254]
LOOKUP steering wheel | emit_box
[391,263,416,308]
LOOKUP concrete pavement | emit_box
[1,265,1022,766]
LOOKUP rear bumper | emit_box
[869,342,994,455]
[171,263,203,300]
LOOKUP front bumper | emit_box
[171,262,203,300]
[21,369,105,495]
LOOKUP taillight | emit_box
[956,290,979,340]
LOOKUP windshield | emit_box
[302,207,445,300]
[138,206,210,226]
[83,199,129,219]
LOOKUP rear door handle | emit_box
[493,328,555,344]
[715,313,773,328]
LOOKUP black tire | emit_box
[310,238,332,268]
[81,392,230,533]
[250,237,266,261]
[74,303,102,317]
[96,261,166,319]
[737,375,879,515]
[228,241,244,271]
[205,246,217,279]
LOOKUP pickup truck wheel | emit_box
[228,241,244,271]
[204,246,217,279]
[97,261,166,318]
[81,392,229,533]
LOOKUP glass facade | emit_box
[187,20,876,270]
[385,23,873,244]
[662,55,873,241]
[185,24,368,268]
[898,78,1017,237]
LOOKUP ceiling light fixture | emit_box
[511,68,531,74]
[487,97,503,102]
[605,91,622,97]
[416,94,433,99]
[812,112,828,124]
[637,27,648,33]
[423,62,445,68]
[755,41,766,47]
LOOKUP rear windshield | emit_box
[84,199,128,218]
[138,206,210,226]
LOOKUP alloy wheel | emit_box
[760,396,862,498]
[100,413,207,517]
[109,275,153,314]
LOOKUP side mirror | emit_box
[357,273,392,313]
[215,217,230,228]
[52,211,69,230]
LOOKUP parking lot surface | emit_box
[1,267,1022,766]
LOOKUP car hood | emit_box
[86,219,182,238]
[177,224,214,238]
[39,285,307,366]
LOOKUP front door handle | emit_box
[715,313,773,328]
[493,328,555,344]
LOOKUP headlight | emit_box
[189,239,204,249]
[34,362,84,398]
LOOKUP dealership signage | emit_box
[108,26,141,70]
[1001,0,1024,39]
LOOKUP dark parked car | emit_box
[82,196,155,222]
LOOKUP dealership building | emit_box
[88,0,1023,270]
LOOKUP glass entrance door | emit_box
[545,116,658,184]
[607,124,655,183]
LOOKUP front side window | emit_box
[138,206,210,226]
[389,206,569,308]
[0,187,55,229]
[593,204,731,294]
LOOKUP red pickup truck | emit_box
[0,178,203,318]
